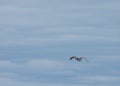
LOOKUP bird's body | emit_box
[69,56,88,62]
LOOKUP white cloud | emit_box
[1,73,119,86]
[0,27,119,46]
[0,59,81,86]
[0,60,17,68]
[0,58,78,73]
[0,77,64,86]
[78,75,120,85]
[0,0,119,46]
[0,56,119,86]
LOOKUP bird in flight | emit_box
[69,56,88,62]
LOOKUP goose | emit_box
[69,56,88,62]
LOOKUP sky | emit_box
[0,0,120,86]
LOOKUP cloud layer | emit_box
[0,0,120,86]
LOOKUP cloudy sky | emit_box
[0,0,120,86]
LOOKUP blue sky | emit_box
[0,0,120,86]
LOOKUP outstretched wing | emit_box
[69,56,74,60]
[81,57,88,62]
[69,56,77,60]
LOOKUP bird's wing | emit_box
[69,56,74,60]
[69,56,77,60]
[69,56,78,60]
[82,57,88,62]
